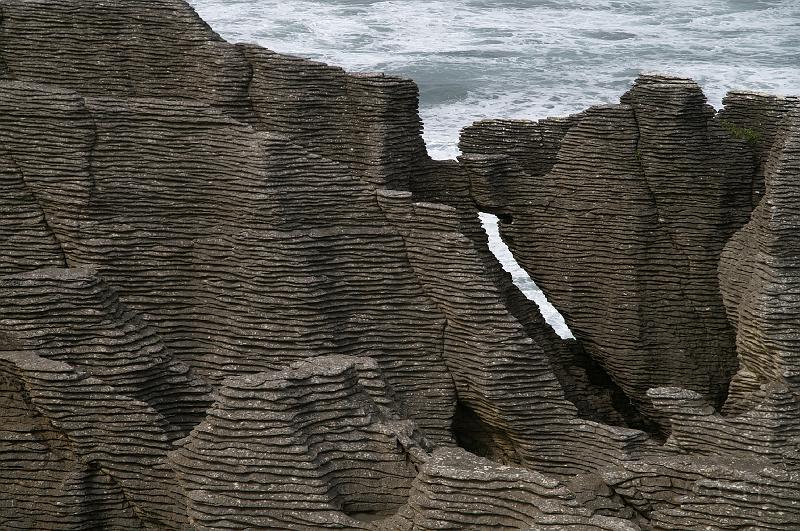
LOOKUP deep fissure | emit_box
[479,211,574,339]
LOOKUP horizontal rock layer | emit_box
[460,75,756,428]
[171,355,426,529]
[1,0,800,529]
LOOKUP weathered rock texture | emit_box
[170,355,427,529]
[455,81,800,529]
[1,1,800,529]
[391,448,640,530]
[718,108,800,409]
[460,77,759,429]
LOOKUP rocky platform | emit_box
[1,1,799,529]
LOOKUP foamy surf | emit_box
[187,0,799,159]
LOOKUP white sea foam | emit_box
[479,213,573,339]
[188,0,800,159]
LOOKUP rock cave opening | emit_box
[452,401,522,465]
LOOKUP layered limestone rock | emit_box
[391,448,639,530]
[409,142,640,433]
[0,269,205,528]
[719,109,800,409]
[605,383,800,530]
[0,78,458,444]
[459,76,756,428]
[0,0,633,465]
[0,351,150,530]
[454,79,800,530]
[376,189,647,477]
[717,91,800,203]
[241,46,429,189]
[0,0,253,118]
[170,355,428,529]
[2,0,800,529]
[456,84,800,529]
[0,268,211,434]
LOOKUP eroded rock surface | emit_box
[170,355,427,529]
[2,1,800,529]
[719,108,800,410]
[460,75,756,429]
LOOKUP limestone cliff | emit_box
[1,1,799,530]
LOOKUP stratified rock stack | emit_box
[0,63,458,445]
[0,268,211,432]
[718,108,800,409]
[0,0,252,116]
[170,355,427,529]
[0,350,152,530]
[0,139,67,274]
[717,91,800,204]
[460,75,756,428]
[2,0,800,529]
[376,189,647,478]
[392,448,639,530]
[0,268,206,529]
[241,47,428,189]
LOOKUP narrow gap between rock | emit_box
[479,212,574,339]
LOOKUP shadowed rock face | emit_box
[719,108,800,410]
[460,76,756,429]
[717,91,800,204]
[2,1,800,530]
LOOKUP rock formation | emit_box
[1,1,800,529]
[460,77,756,429]
[718,107,800,408]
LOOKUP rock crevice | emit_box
[1,1,800,529]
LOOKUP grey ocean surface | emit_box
[188,0,799,159]
[186,0,799,338]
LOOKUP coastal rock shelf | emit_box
[1,1,799,529]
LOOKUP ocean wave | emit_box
[187,0,800,159]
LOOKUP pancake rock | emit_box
[1,0,800,529]
[0,63,458,445]
[0,268,210,528]
[718,108,800,408]
[170,355,428,529]
[460,76,757,428]
[717,91,800,203]
[457,80,800,528]
[392,448,639,530]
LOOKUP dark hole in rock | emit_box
[340,494,409,521]
[494,211,513,224]
[569,341,662,438]
[452,401,522,465]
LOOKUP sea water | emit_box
[186,0,798,338]
[187,0,799,159]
